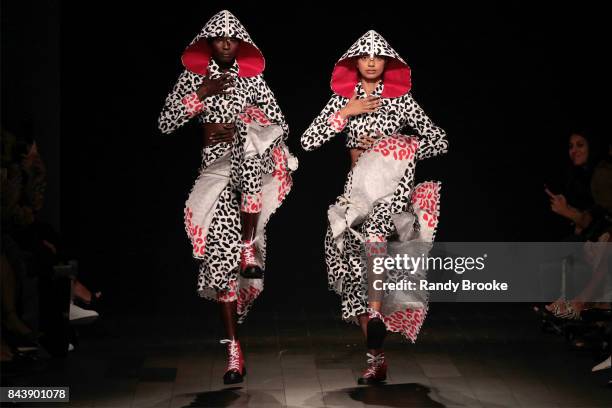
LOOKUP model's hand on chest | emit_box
[196,73,234,100]
[339,92,382,119]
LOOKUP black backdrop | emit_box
[5,2,609,315]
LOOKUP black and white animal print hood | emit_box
[331,30,411,99]
[182,10,265,77]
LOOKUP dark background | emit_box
[2,2,609,316]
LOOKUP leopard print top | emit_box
[158,9,287,136]
[158,59,288,136]
[301,29,444,152]
[301,81,446,153]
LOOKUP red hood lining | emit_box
[331,56,411,98]
[182,39,265,77]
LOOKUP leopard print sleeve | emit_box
[158,70,206,135]
[301,94,348,151]
[402,93,449,161]
[254,75,289,137]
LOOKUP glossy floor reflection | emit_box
[7,302,612,407]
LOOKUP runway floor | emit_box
[5,301,612,407]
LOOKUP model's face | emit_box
[356,55,386,80]
[210,37,240,64]
[569,133,589,166]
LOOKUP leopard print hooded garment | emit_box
[301,30,448,342]
[158,10,297,322]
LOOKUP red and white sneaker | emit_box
[357,352,387,385]
[220,338,246,384]
[240,240,263,279]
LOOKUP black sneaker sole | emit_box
[357,377,386,385]
[223,367,247,384]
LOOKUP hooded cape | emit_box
[182,10,264,77]
[331,30,411,98]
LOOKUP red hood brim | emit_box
[331,57,411,98]
[181,39,265,77]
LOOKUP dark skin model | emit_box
[196,36,241,339]
[200,37,262,248]
[196,37,263,343]
[198,37,239,147]
[200,37,262,249]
